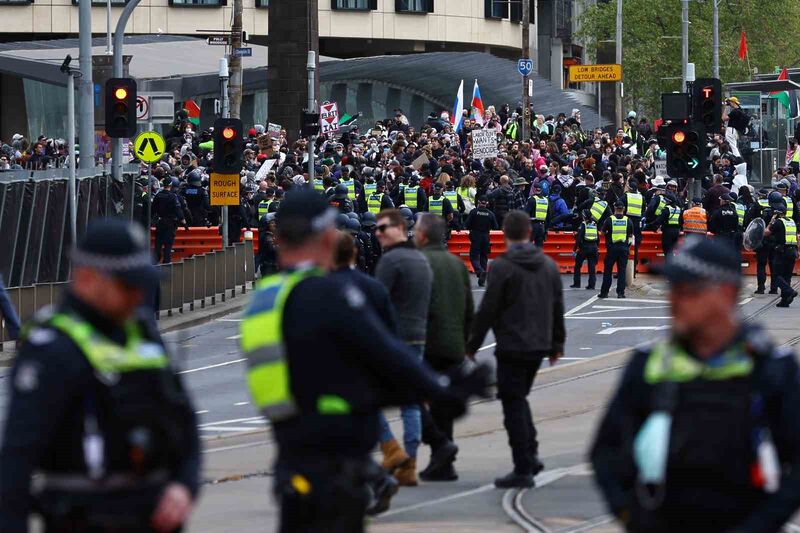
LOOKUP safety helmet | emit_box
[361,212,377,228]
[334,184,348,199]
[345,218,361,235]
[336,213,351,229]
[187,168,202,186]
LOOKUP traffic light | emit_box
[104,78,137,138]
[301,112,320,138]
[692,78,722,134]
[213,118,244,174]
[664,123,706,179]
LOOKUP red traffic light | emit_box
[672,131,686,144]
[114,87,128,100]
[701,86,714,99]
[222,127,236,140]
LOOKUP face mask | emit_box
[336,150,343,155]
[634,411,672,485]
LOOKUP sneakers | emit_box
[420,463,459,482]
[494,471,535,489]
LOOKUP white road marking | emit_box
[739,297,753,306]
[226,334,242,340]
[579,347,592,350]
[478,342,496,352]
[178,358,247,374]
[598,325,670,335]
[380,484,495,517]
[572,306,668,316]
[567,316,669,320]
[217,318,244,322]
[564,295,598,317]
[561,357,588,360]
[199,426,257,432]
[195,410,209,415]
[613,298,667,304]
[234,401,250,406]
[198,416,263,428]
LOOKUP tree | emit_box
[576,0,800,121]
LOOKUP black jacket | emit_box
[466,243,565,358]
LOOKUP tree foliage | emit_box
[576,0,800,120]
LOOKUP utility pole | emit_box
[219,58,230,247]
[307,51,316,184]
[681,0,689,90]
[78,0,95,169]
[62,56,80,247]
[521,0,531,141]
[712,0,720,79]
[106,0,113,55]
[229,0,243,119]
[615,0,623,127]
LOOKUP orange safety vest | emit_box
[683,206,708,234]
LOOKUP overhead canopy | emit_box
[725,79,800,93]
[320,51,610,127]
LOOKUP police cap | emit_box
[614,200,625,209]
[773,203,787,214]
[655,235,741,287]
[71,218,160,288]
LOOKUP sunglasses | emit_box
[375,223,397,233]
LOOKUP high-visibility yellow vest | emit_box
[258,200,273,218]
[506,123,518,140]
[341,179,356,200]
[786,197,794,219]
[457,187,474,205]
[644,341,752,384]
[405,186,419,209]
[364,182,377,196]
[313,179,325,191]
[241,269,350,422]
[590,199,607,222]
[759,199,770,208]
[735,203,746,227]
[682,206,707,234]
[626,192,643,217]
[792,147,800,163]
[429,196,445,216]
[444,191,458,209]
[368,193,384,214]
[782,218,798,245]
[667,206,681,226]
[584,222,598,241]
[611,216,628,243]
[532,196,549,221]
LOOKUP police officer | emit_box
[152,177,186,264]
[570,209,599,290]
[400,177,427,214]
[360,211,382,275]
[257,187,277,219]
[764,203,799,308]
[645,192,683,256]
[775,181,794,219]
[749,192,779,295]
[329,184,354,214]
[0,218,200,532]
[257,212,279,277]
[239,190,487,532]
[364,180,394,215]
[599,200,634,299]
[709,193,740,250]
[464,195,498,287]
[591,236,800,532]
[181,169,210,227]
[443,181,462,230]
[524,183,550,247]
[623,180,644,275]
[428,183,455,224]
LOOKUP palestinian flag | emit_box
[769,68,799,118]
[183,99,201,126]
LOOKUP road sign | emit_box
[319,102,340,135]
[517,58,533,77]
[471,129,499,160]
[134,131,166,163]
[232,47,252,58]
[207,36,229,46]
[568,64,622,83]
[136,92,175,123]
[210,173,240,206]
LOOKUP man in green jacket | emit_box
[414,213,475,482]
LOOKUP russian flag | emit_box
[472,79,485,125]
[451,80,465,133]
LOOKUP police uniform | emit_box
[257,214,279,277]
[181,181,211,227]
[624,190,644,273]
[572,219,599,289]
[645,198,682,256]
[599,210,634,298]
[400,184,427,214]
[239,191,483,532]
[464,203,499,285]
[709,197,740,250]
[751,200,779,294]
[0,219,200,532]
[767,209,799,307]
[524,193,550,247]
[591,238,800,532]
[152,181,185,264]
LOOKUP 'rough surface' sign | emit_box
[210,173,240,206]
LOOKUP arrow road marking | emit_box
[597,325,670,335]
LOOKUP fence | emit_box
[0,239,256,351]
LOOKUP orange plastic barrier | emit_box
[153,227,791,277]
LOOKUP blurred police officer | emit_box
[623,180,645,275]
[599,201,634,299]
[464,195,498,287]
[591,236,800,532]
[645,192,682,256]
[0,218,200,532]
[570,209,599,290]
[152,177,186,264]
[239,190,487,532]
[181,169,210,227]
[764,203,798,308]
[524,183,550,247]
[709,193,740,250]
[257,212,279,277]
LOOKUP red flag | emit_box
[738,31,748,61]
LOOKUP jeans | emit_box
[601,243,629,296]
[496,354,544,475]
[379,344,423,459]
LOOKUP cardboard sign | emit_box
[267,123,282,138]
[654,160,669,178]
[319,102,340,135]
[256,134,273,151]
[411,153,429,171]
[471,129,499,160]
[254,158,278,182]
[210,173,240,206]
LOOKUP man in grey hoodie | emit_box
[467,210,566,489]
[374,209,433,486]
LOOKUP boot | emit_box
[380,439,410,474]
[394,458,418,487]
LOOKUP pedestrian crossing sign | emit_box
[134,131,166,163]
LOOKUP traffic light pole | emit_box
[220,59,230,248]
[78,0,94,170]
[111,0,142,183]
[307,51,316,184]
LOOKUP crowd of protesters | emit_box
[0,134,69,171]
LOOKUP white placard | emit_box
[471,129,499,160]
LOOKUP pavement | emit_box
[3,272,800,532]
